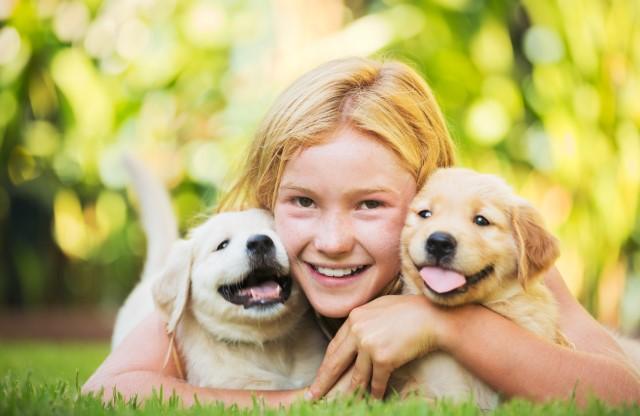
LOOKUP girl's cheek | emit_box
[357,211,405,246]
[274,208,313,254]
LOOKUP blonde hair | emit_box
[217,57,455,212]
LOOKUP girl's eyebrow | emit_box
[279,184,314,193]
[344,187,396,198]
[279,184,397,197]
[278,184,321,199]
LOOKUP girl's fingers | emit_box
[325,320,350,355]
[308,335,357,400]
[348,351,372,395]
[370,364,392,399]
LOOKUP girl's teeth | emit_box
[315,265,364,277]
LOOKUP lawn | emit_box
[0,341,638,415]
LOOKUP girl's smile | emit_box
[305,262,371,287]
[273,125,416,318]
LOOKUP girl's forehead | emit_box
[283,128,412,179]
[279,133,416,198]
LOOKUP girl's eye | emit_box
[360,200,382,209]
[418,209,432,218]
[474,215,490,226]
[294,196,314,208]
[215,240,230,251]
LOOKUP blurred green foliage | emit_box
[0,0,638,331]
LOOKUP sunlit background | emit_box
[0,0,639,336]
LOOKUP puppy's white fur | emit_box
[112,157,326,389]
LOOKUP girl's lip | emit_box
[304,261,370,269]
[302,261,371,287]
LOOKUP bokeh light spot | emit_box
[524,125,554,171]
[99,148,130,189]
[175,190,202,229]
[84,18,117,59]
[54,189,88,258]
[96,191,127,237]
[53,152,84,184]
[573,84,600,122]
[470,20,513,73]
[0,26,21,65]
[181,0,228,48]
[8,146,39,185]
[523,26,565,64]
[465,99,510,145]
[541,186,573,228]
[431,0,473,11]
[53,1,90,43]
[0,0,17,19]
[187,141,228,186]
[482,76,523,119]
[0,90,17,126]
[116,18,150,60]
[621,276,640,333]
[556,246,585,297]
[24,121,61,157]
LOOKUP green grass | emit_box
[0,341,110,386]
[0,341,638,415]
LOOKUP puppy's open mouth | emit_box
[217,268,292,309]
[418,264,494,296]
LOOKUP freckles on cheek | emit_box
[363,215,406,254]
[273,208,303,255]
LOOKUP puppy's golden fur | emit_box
[393,167,568,408]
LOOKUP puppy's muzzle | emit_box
[426,232,457,263]
[218,233,293,309]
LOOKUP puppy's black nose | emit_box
[247,234,274,255]
[426,232,457,260]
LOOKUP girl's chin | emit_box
[308,295,360,319]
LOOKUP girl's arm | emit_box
[308,268,640,404]
[82,311,304,407]
[443,268,640,404]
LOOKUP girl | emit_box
[84,57,640,406]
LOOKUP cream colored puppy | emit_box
[153,210,326,389]
[393,167,567,408]
[112,158,326,390]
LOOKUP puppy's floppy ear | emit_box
[152,239,193,334]
[511,202,560,287]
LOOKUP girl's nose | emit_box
[313,212,354,256]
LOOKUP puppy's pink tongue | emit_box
[239,281,282,300]
[419,267,466,293]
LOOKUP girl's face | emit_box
[273,127,417,318]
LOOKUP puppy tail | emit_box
[122,154,179,281]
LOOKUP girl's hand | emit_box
[307,295,451,400]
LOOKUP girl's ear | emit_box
[511,202,560,287]
[152,239,193,334]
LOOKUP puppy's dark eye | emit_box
[418,209,432,218]
[474,215,490,226]
[216,240,230,251]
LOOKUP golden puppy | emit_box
[393,167,568,408]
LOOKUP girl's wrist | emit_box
[410,294,458,353]
[428,301,469,353]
